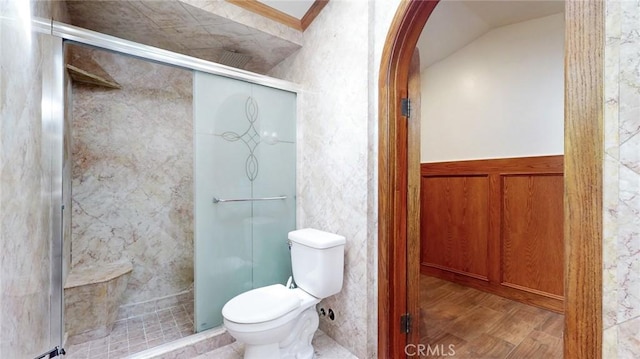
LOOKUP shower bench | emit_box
[64,259,133,344]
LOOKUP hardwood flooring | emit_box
[419,275,563,359]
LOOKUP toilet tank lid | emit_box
[288,228,346,249]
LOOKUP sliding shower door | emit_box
[193,73,296,332]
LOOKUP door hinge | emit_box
[401,313,412,334]
[34,346,65,359]
[401,98,411,118]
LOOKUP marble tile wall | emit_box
[70,47,194,306]
[269,0,402,357]
[269,1,370,357]
[0,0,68,357]
[116,289,193,321]
[368,2,403,358]
[603,0,640,357]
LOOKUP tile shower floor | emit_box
[65,304,194,359]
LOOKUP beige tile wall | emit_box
[603,1,640,357]
[268,0,402,357]
[69,47,194,306]
[0,0,68,357]
[269,1,371,356]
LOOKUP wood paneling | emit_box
[420,156,564,312]
[502,175,564,297]
[421,176,489,279]
[421,156,564,175]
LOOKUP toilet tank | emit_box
[288,228,346,298]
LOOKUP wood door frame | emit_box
[377,1,604,358]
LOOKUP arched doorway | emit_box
[377,1,604,358]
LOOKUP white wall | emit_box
[416,1,490,68]
[420,13,564,162]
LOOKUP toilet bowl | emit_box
[221,228,346,359]
[223,285,320,359]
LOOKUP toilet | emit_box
[222,228,346,359]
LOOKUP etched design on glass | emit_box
[216,97,260,181]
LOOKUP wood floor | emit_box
[419,275,563,359]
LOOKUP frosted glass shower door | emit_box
[193,72,296,332]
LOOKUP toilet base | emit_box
[244,343,281,359]
[280,307,318,359]
[241,307,319,359]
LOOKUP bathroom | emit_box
[1,0,639,359]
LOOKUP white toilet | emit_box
[222,228,346,359]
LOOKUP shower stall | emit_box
[53,22,298,357]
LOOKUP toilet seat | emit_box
[222,285,319,334]
[223,284,301,324]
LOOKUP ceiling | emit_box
[63,0,564,74]
[64,0,307,74]
[258,0,315,18]
[418,0,565,69]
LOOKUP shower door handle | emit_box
[212,195,287,204]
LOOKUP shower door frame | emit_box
[36,19,66,359]
[49,22,301,93]
[43,19,301,348]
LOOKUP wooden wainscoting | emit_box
[420,155,564,312]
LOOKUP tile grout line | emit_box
[67,304,198,359]
[142,311,155,349]
[108,319,128,359]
